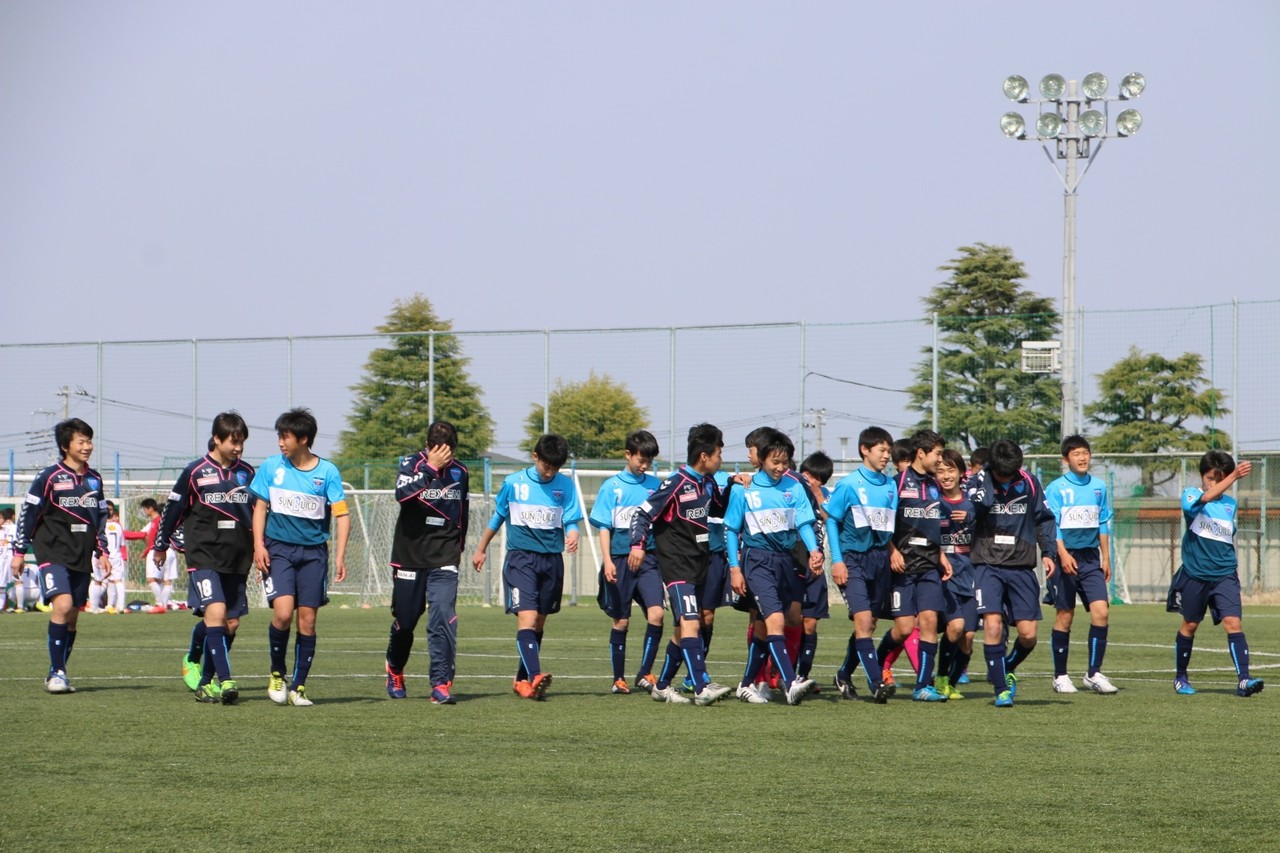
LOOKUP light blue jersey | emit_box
[821,466,897,562]
[590,469,659,556]
[1180,487,1238,580]
[723,470,817,566]
[248,454,346,546]
[708,470,732,554]
[1045,471,1113,551]
[488,467,583,554]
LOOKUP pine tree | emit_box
[522,372,647,461]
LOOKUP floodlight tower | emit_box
[1000,72,1145,438]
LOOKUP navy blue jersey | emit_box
[390,452,470,568]
[630,465,725,582]
[723,471,818,564]
[966,468,1056,569]
[939,491,975,556]
[157,454,256,574]
[892,467,945,574]
[13,462,109,572]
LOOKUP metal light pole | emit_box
[1000,72,1145,438]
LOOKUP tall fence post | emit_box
[428,331,435,425]
[191,339,199,456]
[931,312,939,432]
[799,321,807,459]
[669,327,676,466]
[543,329,550,434]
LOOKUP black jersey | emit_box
[630,465,728,584]
[13,462,109,572]
[892,466,945,574]
[966,468,1056,569]
[156,454,256,574]
[389,452,470,569]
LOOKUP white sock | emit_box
[113,581,127,610]
[160,583,173,607]
[89,581,105,611]
[149,581,163,604]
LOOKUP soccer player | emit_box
[156,412,256,704]
[880,430,952,703]
[934,448,975,700]
[825,426,898,702]
[881,437,921,687]
[385,421,470,704]
[10,418,110,693]
[471,433,582,701]
[97,501,129,614]
[1044,435,1118,695]
[0,507,15,612]
[129,497,178,611]
[795,451,834,688]
[629,423,735,706]
[590,429,665,695]
[724,429,822,706]
[967,439,1057,708]
[1169,450,1264,698]
[250,408,350,708]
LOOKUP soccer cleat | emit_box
[680,675,697,693]
[957,670,970,684]
[994,689,1014,708]
[912,685,948,702]
[882,667,897,688]
[611,678,632,695]
[386,665,407,699]
[784,679,808,706]
[530,672,552,700]
[1082,672,1119,695]
[288,685,313,707]
[431,682,456,705]
[735,683,769,704]
[652,684,692,704]
[833,673,858,701]
[752,682,773,701]
[1052,675,1079,694]
[268,671,288,705]
[219,680,239,705]
[693,682,733,705]
[1237,678,1265,698]
[1005,671,1019,698]
[182,656,203,691]
[792,677,816,697]
[635,673,657,694]
[1173,677,1197,696]
[935,675,964,700]
[194,683,221,703]
[44,670,75,694]
[513,679,535,699]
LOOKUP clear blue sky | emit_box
[3,2,1277,343]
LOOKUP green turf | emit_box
[2,603,1276,852]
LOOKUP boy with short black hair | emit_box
[11,418,110,693]
[795,451,834,687]
[250,407,350,707]
[472,433,582,700]
[1169,450,1264,698]
[385,420,469,704]
[1045,435,1117,694]
[934,448,975,700]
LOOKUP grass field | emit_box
[3,602,1277,852]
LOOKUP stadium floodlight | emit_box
[1000,112,1027,139]
[1082,72,1108,100]
[1116,108,1143,136]
[1119,72,1146,99]
[1079,109,1106,137]
[1036,112,1063,139]
[1003,75,1030,102]
[1039,73,1066,99]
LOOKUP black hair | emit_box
[939,448,966,475]
[211,411,248,443]
[800,451,834,485]
[0,507,13,522]
[1061,434,1091,458]
[427,421,459,451]
[890,439,913,466]
[858,426,893,457]
[106,500,118,516]
[139,498,159,512]
[54,418,93,454]
[533,433,570,469]
[910,430,945,459]
[687,423,724,466]
[758,430,795,466]
[1199,449,1236,478]
[969,447,990,468]
[626,429,660,459]
[989,439,1024,480]
[275,407,318,447]
[744,426,772,451]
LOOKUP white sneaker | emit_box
[268,672,288,705]
[1052,674,1078,694]
[45,670,75,694]
[693,682,733,705]
[735,683,769,704]
[785,679,809,706]
[1082,672,1118,694]
[288,686,314,707]
[793,677,816,696]
[652,685,691,704]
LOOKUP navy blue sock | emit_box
[797,632,818,679]
[937,637,956,682]
[766,634,798,689]
[48,622,70,672]
[916,640,938,690]
[65,629,77,663]
[224,630,236,652]
[1175,633,1194,677]
[386,619,413,671]
[951,648,972,682]
[1087,625,1108,676]
[681,636,709,692]
[205,625,231,683]
[638,623,663,678]
[269,624,291,675]
[876,629,903,665]
[1051,629,1070,677]
[838,633,858,680]
[188,621,208,665]
[657,641,683,689]
[700,623,714,656]
[292,633,316,689]
[1227,632,1250,679]
[608,628,627,680]
[984,642,1008,696]
[855,637,881,690]
[1005,638,1034,672]
[740,637,769,687]
[516,628,541,679]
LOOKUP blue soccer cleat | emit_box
[386,664,407,699]
[1237,678,1265,698]
[1173,677,1197,695]
[911,685,948,702]
[994,689,1014,708]
[1005,672,1019,698]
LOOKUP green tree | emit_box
[335,295,493,487]
[1085,347,1229,496]
[522,372,647,460]
[907,243,1061,451]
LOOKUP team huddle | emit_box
[9,414,1265,706]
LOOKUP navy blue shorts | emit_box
[666,580,701,622]
[890,570,946,618]
[187,569,250,619]
[1174,570,1242,626]
[38,564,92,607]
[944,582,978,632]
[802,570,830,619]
[975,565,1043,623]
[503,550,564,615]
[742,549,804,619]
[838,548,891,617]
[1047,549,1109,610]
[596,553,664,619]
[262,538,330,609]
[700,551,729,612]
